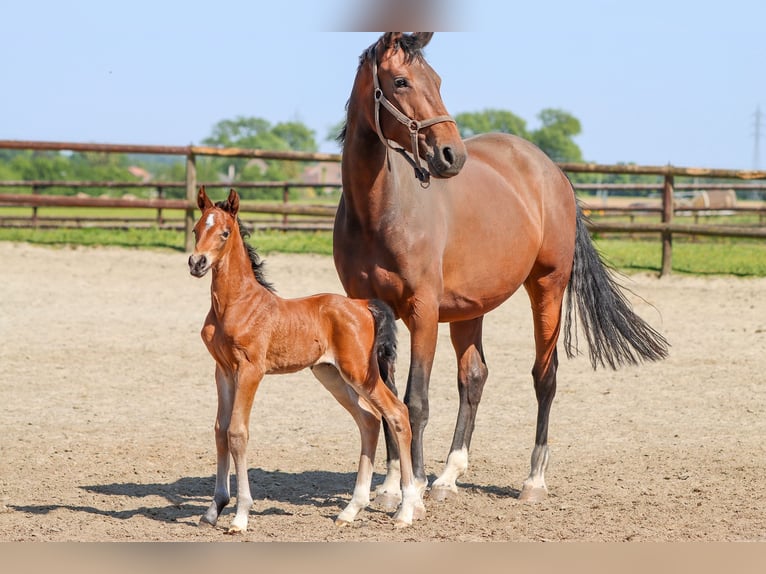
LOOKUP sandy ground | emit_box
[1,241,765,542]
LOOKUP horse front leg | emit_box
[402,303,439,494]
[226,366,263,534]
[431,317,488,501]
[200,365,234,528]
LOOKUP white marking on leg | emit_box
[375,458,402,497]
[520,444,549,499]
[393,483,426,527]
[336,453,374,525]
[432,446,468,493]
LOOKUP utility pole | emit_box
[754,105,763,170]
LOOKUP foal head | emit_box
[346,32,466,179]
[189,187,274,290]
[188,186,240,278]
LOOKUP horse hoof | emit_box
[413,505,427,521]
[226,525,246,535]
[518,485,547,503]
[394,519,411,529]
[334,518,352,527]
[428,485,458,502]
[198,517,217,529]
[374,492,402,512]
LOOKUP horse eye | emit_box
[394,77,409,89]
[221,230,230,239]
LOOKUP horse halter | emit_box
[371,51,456,186]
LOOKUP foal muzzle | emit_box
[188,254,210,277]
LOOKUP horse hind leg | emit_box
[311,364,380,525]
[431,317,488,501]
[520,271,566,502]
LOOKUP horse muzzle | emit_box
[188,254,210,277]
[427,143,466,179]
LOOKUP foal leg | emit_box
[226,366,263,533]
[431,317,488,501]
[520,273,566,502]
[311,364,380,525]
[200,366,234,528]
[362,375,426,527]
[374,373,403,511]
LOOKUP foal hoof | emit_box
[428,485,458,502]
[518,485,548,503]
[374,491,402,512]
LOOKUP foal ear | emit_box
[197,185,214,211]
[225,188,240,216]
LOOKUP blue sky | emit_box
[2,1,765,169]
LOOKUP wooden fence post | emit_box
[282,184,289,228]
[184,152,197,252]
[660,174,674,277]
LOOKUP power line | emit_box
[754,105,763,170]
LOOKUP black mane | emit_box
[337,34,426,147]
[215,200,275,293]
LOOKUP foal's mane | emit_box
[215,200,275,293]
[337,34,427,147]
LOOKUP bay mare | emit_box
[333,32,668,505]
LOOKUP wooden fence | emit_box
[2,139,765,276]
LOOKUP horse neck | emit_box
[209,234,271,315]
[341,100,415,230]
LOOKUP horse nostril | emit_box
[442,146,455,166]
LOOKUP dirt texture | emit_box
[1,241,764,542]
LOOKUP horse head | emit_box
[362,32,467,181]
[188,186,240,278]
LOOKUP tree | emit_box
[452,107,584,164]
[202,116,319,189]
[529,108,583,163]
[454,109,529,139]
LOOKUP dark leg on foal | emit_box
[376,383,403,510]
[520,274,566,502]
[431,317,488,500]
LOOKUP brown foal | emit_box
[188,186,425,532]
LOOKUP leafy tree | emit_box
[529,108,583,163]
[202,116,319,192]
[452,107,584,164]
[454,109,529,139]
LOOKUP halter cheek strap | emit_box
[371,53,456,186]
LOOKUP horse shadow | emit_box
[10,470,522,528]
[10,468,383,527]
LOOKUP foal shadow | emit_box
[10,468,373,526]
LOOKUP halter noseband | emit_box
[371,50,456,186]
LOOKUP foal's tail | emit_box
[367,299,398,386]
[564,204,669,369]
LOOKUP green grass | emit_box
[593,237,766,276]
[1,227,764,276]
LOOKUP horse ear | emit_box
[226,188,240,216]
[379,32,403,53]
[412,32,434,48]
[197,185,213,211]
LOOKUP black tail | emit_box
[367,299,398,385]
[564,204,669,369]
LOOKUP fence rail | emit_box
[2,139,765,275]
